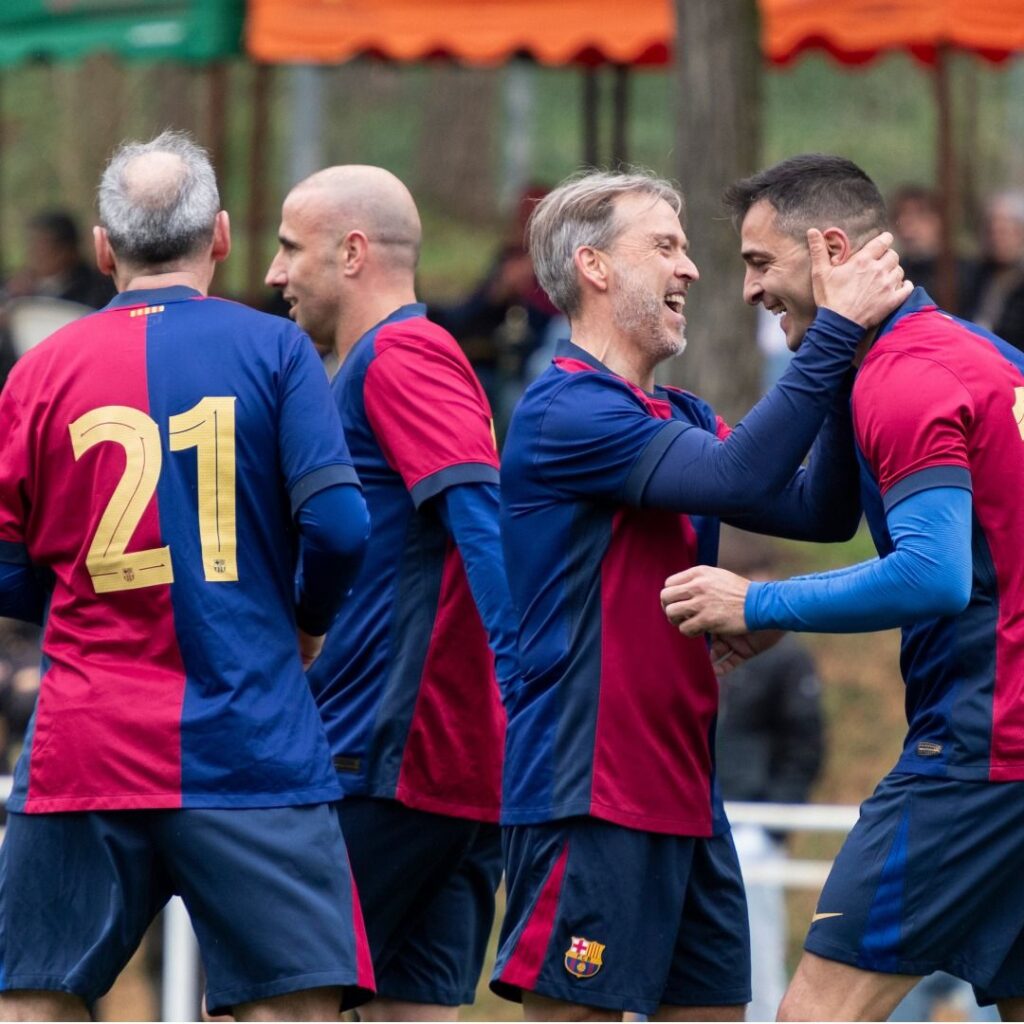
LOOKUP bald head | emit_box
[290,165,422,275]
[98,130,220,268]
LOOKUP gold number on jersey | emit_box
[169,397,238,581]
[1014,387,1024,441]
[68,406,175,593]
[70,398,239,594]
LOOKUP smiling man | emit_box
[663,154,1024,1022]
[489,168,909,1022]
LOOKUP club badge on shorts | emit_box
[564,935,605,978]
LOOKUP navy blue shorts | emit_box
[806,771,1024,1005]
[337,796,501,1006]
[0,804,374,1013]
[491,817,751,1015]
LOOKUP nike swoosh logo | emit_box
[812,912,844,923]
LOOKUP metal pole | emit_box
[246,62,272,305]
[611,63,629,166]
[161,897,200,1022]
[287,64,325,188]
[500,59,535,213]
[582,66,600,167]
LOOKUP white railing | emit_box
[0,778,860,1021]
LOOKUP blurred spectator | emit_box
[429,185,559,430]
[0,210,116,388]
[963,190,1024,350]
[715,529,825,1023]
[889,185,973,314]
[4,210,115,310]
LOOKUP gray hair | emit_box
[98,130,220,267]
[527,169,683,317]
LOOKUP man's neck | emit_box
[334,286,418,365]
[119,269,210,295]
[568,310,658,392]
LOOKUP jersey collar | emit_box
[104,285,204,310]
[369,303,427,333]
[554,337,612,373]
[875,285,937,340]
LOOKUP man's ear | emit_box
[211,210,231,263]
[821,227,853,265]
[93,226,116,277]
[574,245,610,294]
[339,230,369,277]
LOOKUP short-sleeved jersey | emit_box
[306,304,505,822]
[853,287,1024,781]
[500,340,729,837]
[0,286,356,813]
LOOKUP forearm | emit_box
[641,310,864,515]
[724,390,860,541]
[746,487,972,633]
[294,483,370,636]
[437,483,519,696]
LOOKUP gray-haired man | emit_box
[489,168,908,1021]
[0,132,372,1021]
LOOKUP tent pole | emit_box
[612,63,629,166]
[582,66,599,167]
[935,44,957,311]
[205,61,229,203]
[247,62,272,305]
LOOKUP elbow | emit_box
[919,571,972,619]
[814,509,862,543]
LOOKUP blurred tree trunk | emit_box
[415,65,498,223]
[670,0,762,424]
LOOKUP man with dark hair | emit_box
[490,167,908,1022]
[0,131,374,1021]
[665,153,1024,1021]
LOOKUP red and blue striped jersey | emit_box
[306,304,506,821]
[500,341,729,837]
[854,287,1024,781]
[0,286,356,813]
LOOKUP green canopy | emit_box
[0,0,244,65]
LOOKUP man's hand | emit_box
[811,228,913,329]
[660,565,752,637]
[708,630,786,676]
[298,628,325,669]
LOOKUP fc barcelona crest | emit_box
[564,935,605,978]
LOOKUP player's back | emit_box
[0,286,346,812]
[854,293,1024,780]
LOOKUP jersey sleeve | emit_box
[0,370,33,560]
[277,328,361,515]
[535,372,686,503]
[854,351,974,512]
[363,332,499,508]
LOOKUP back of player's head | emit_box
[723,154,887,246]
[528,168,683,317]
[98,130,220,268]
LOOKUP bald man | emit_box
[0,133,373,1020]
[267,167,516,1021]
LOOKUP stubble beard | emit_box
[611,266,686,364]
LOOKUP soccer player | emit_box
[491,169,909,1022]
[265,166,515,1022]
[662,154,1024,1022]
[0,132,374,1022]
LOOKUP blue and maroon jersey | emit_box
[307,303,505,822]
[854,287,1024,781]
[0,285,356,813]
[500,340,728,837]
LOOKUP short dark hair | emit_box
[29,210,80,250]
[723,154,888,244]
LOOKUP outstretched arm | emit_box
[662,486,972,636]
[638,230,907,516]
